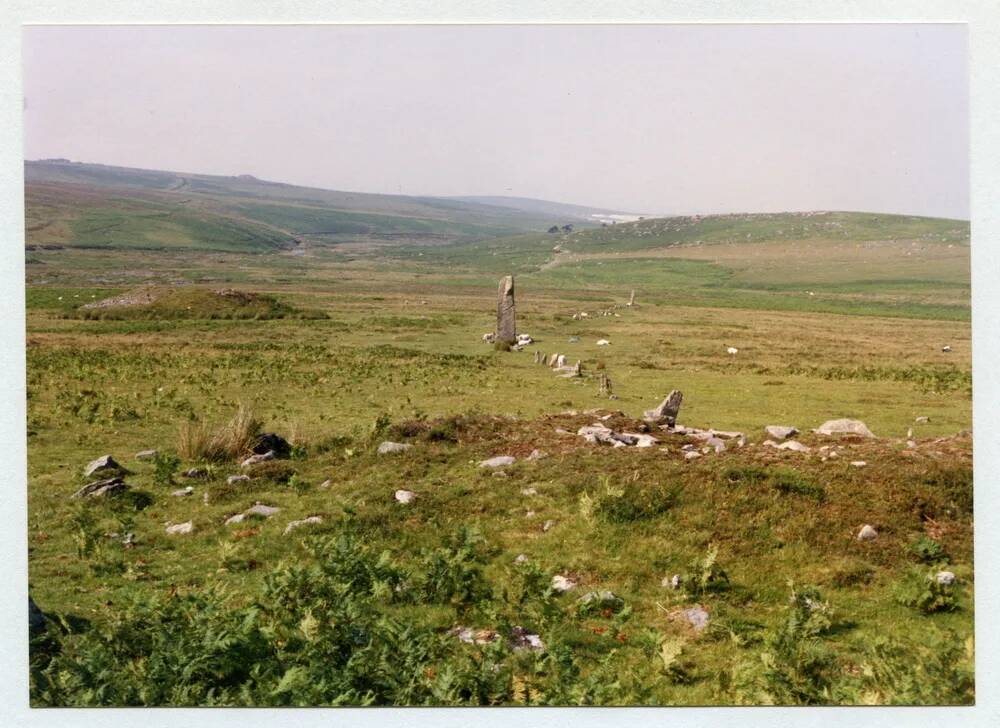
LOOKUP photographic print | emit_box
[22,23,972,707]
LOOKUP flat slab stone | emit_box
[72,477,128,499]
[84,455,121,477]
[815,419,875,438]
[765,425,799,440]
[284,516,323,535]
[246,503,280,518]
[377,441,412,455]
[479,455,516,468]
[395,489,417,504]
[241,451,275,468]
[777,440,811,453]
[165,521,194,535]
[135,449,159,461]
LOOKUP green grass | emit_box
[23,205,973,706]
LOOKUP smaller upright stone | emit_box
[627,289,635,306]
[644,390,683,427]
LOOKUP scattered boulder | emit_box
[171,486,194,497]
[765,425,798,440]
[377,441,412,455]
[253,433,291,458]
[319,479,332,489]
[521,487,538,496]
[684,451,702,461]
[479,455,516,468]
[942,345,952,353]
[241,450,275,468]
[850,461,867,468]
[135,449,159,461]
[726,347,739,355]
[568,336,580,343]
[71,477,129,499]
[915,416,929,424]
[542,519,556,532]
[662,574,682,590]
[935,570,956,586]
[227,474,251,485]
[777,440,811,453]
[551,574,577,592]
[225,513,247,526]
[857,524,878,541]
[165,521,194,535]
[596,339,610,346]
[395,489,417,504]
[526,449,547,461]
[183,467,208,479]
[84,455,121,477]
[816,419,875,438]
[284,516,323,535]
[514,553,529,565]
[452,626,498,645]
[644,390,683,427]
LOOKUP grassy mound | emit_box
[75,286,326,321]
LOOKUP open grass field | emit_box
[25,208,973,706]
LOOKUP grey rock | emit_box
[496,275,516,343]
[183,467,208,478]
[84,455,121,477]
[777,440,811,453]
[857,524,878,541]
[241,450,275,468]
[568,336,581,343]
[684,451,702,461]
[816,419,876,438]
[706,436,727,453]
[479,455,516,468]
[765,425,799,440]
[542,519,556,532]
[521,487,538,496]
[850,461,867,468]
[246,503,280,518]
[72,476,129,499]
[171,486,194,497]
[526,449,547,461]
[224,513,247,526]
[283,516,323,535]
[514,553,529,565]
[165,521,194,535]
[377,441,412,455]
[319,479,332,489]
[135,449,159,461]
[227,474,250,485]
[915,416,930,424]
[644,390,683,427]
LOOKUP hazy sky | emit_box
[22,24,968,218]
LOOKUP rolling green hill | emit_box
[24,160,605,253]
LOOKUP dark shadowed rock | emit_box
[253,433,291,458]
[72,477,129,499]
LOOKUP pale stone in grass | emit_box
[84,455,121,477]
[857,524,878,541]
[684,451,702,461]
[510,626,544,651]
[135,449,159,461]
[480,455,516,468]
[246,503,280,518]
[935,571,956,586]
[171,486,194,497]
[815,419,876,438]
[514,553,529,564]
[681,606,710,632]
[227,474,250,485]
[72,477,128,499]
[850,461,867,468]
[526,449,547,461]
[165,521,194,535]
[241,450,275,468]
[377,441,412,455]
[183,467,208,478]
[706,436,727,453]
[778,440,811,453]
[395,489,417,504]
[551,574,577,592]
[284,516,323,535]
[765,425,799,440]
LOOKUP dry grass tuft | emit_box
[177,406,263,462]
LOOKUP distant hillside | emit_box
[24,160,600,252]
[447,195,644,224]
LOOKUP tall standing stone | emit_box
[628,289,635,306]
[496,275,516,344]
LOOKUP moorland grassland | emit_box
[24,164,973,706]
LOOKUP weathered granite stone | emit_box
[496,275,516,343]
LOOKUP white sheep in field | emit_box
[727,347,739,355]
